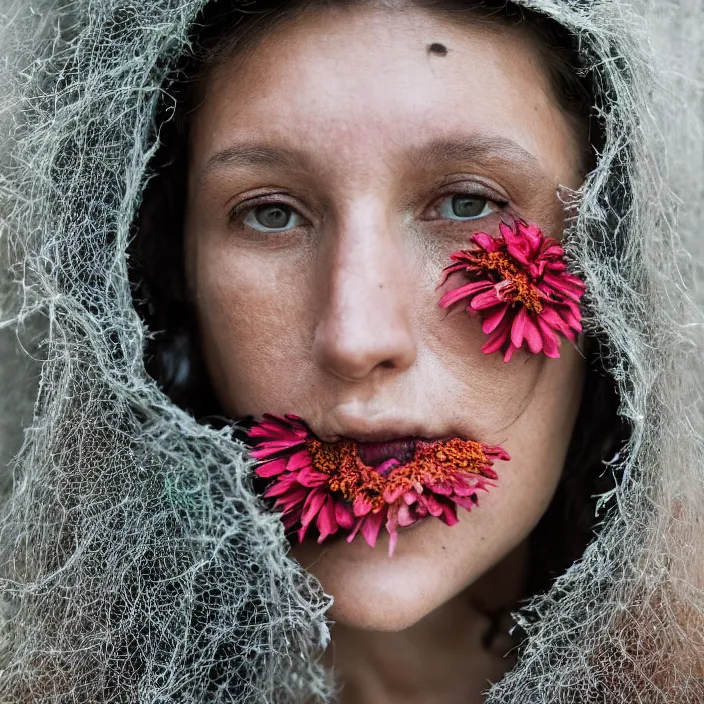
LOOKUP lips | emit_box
[356,438,416,467]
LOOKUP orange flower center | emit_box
[473,251,543,314]
[306,437,492,513]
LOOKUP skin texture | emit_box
[184,5,585,700]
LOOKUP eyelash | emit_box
[228,188,509,234]
[228,195,294,224]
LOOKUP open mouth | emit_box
[247,414,509,557]
[356,438,417,468]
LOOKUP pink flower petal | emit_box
[537,305,565,329]
[453,495,479,511]
[403,490,420,505]
[276,489,308,513]
[481,317,511,355]
[498,220,514,241]
[383,484,407,504]
[560,307,582,331]
[248,414,308,441]
[469,288,503,311]
[353,496,373,517]
[250,442,304,459]
[387,530,398,558]
[426,479,453,496]
[360,510,385,548]
[287,449,312,472]
[446,476,474,497]
[510,306,529,349]
[376,458,401,475]
[255,458,288,478]
[544,272,585,299]
[486,445,511,462]
[316,496,338,543]
[470,232,499,252]
[536,317,560,357]
[481,303,510,334]
[437,262,469,288]
[481,466,499,481]
[522,314,544,354]
[296,465,328,488]
[298,488,327,541]
[439,280,492,309]
[346,517,364,543]
[397,502,416,526]
[263,474,300,499]
[503,342,518,362]
[420,493,444,517]
[247,416,290,436]
[438,501,459,526]
[335,501,356,530]
[545,258,566,272]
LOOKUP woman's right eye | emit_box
[242,203,305,232]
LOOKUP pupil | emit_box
[255,205,291,229]
[452,195,485,218]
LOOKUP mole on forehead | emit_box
[428,42,448,56]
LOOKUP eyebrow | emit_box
[408,136,542,173]
[201,145,303,179]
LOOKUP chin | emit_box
[290,509,497,632]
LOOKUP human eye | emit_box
[241,202,305,232]
[434,194,497,221]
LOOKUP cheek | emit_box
[423,283,547,440]
[188,238,316,416]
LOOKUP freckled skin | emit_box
[184,5,585,699]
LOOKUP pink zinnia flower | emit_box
[438,219,586,362]
[247,414,509,557]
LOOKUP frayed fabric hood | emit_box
[0,1,703,702]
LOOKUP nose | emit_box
[311,206,418,382]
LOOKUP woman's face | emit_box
[185,5,585,630]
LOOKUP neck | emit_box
[323,542,529,704]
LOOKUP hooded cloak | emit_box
[0,0,703,701]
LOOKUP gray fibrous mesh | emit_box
[0,0,703,702]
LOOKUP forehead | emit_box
[189,5,581,189]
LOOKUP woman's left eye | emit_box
[436,194,496,220]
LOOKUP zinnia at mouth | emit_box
[247,414,509,557]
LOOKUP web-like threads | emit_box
[0,0,702,703]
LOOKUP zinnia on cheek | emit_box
[438,219,586,362]
[247,414,509,557]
